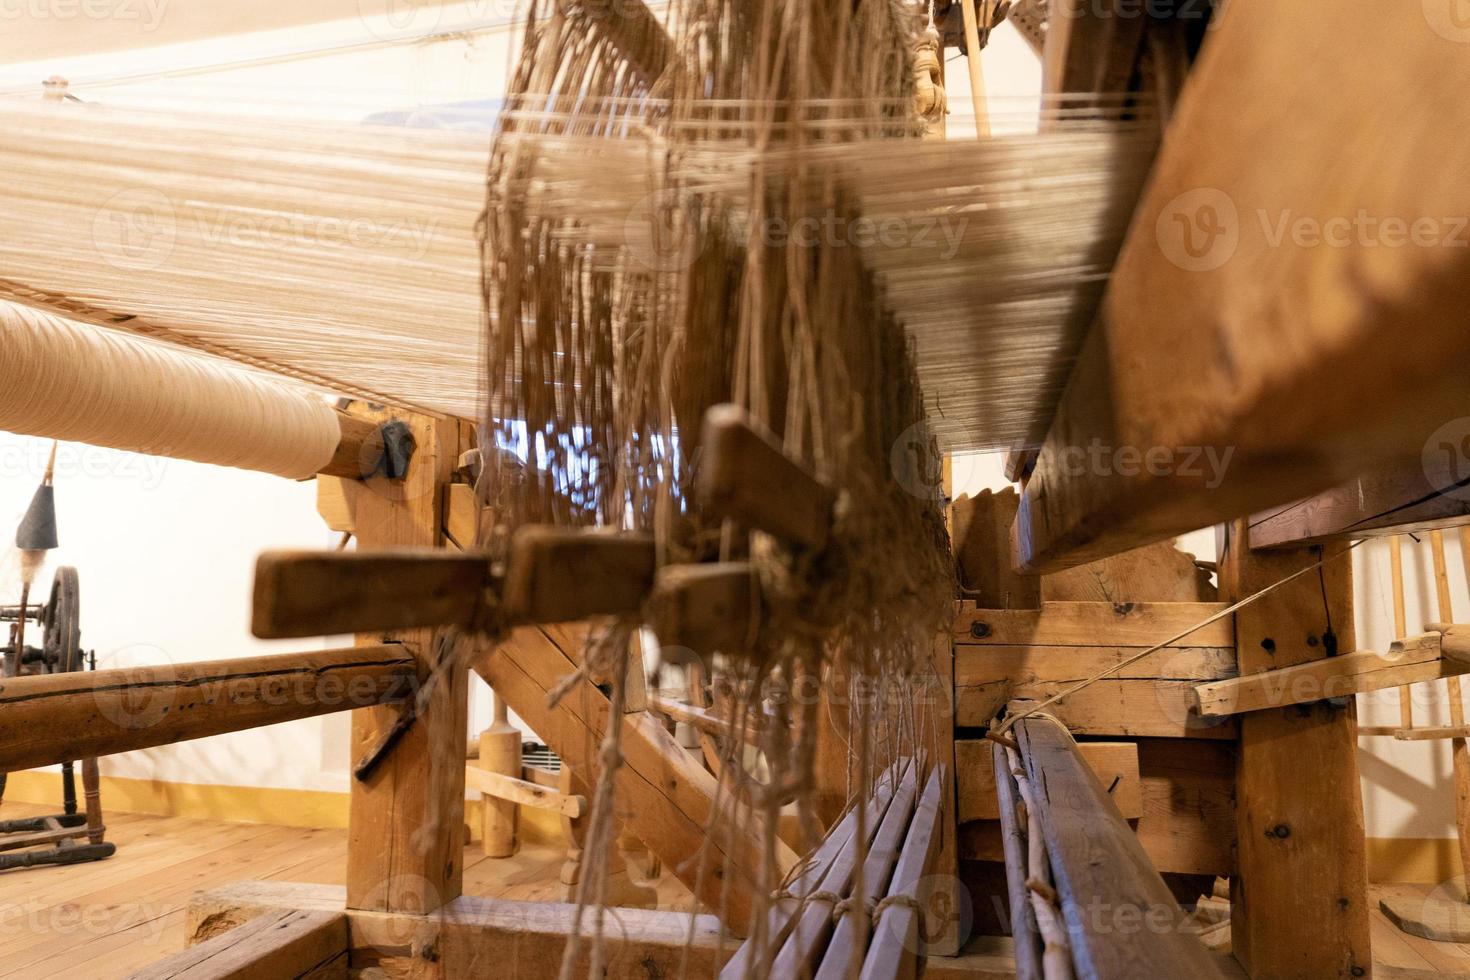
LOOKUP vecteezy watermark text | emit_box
[0,0,167,29]
[1055,439,1234,489]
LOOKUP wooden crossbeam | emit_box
[252,528,655,639]
[1013,0,1470,574]
[699,405,835,549]
[1250,457,1470,549]
[956,739,1142,822]
[1011,714,1224,977]
[648,562,759,658]
[183,880,730,979]
[126,908,347,980]
[0,645,411,772]
[1193,634,1455,718]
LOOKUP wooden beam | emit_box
[463,765,585,819]
[1219,520,1371,978]
[957,739,1142,822]
[346,410,467,917]
[1011,714,1223,977]
[1250,458,1470,548]
[956,637,1237,737]
[252,529,655,639]
[126,908,347,980]
[1393,725,1470,742]
[699,404,835,549]
[476,626,789,933]
[990,742,1042,980]
[183,880,730,979]
[955,600,1233,648]
[1014,1,1470,573]
[0,645,411,772]
[1193,634,1455,718]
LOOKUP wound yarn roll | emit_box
[0,300,342,479]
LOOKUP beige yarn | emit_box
[0,301,342,479]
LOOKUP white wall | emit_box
[0,430,348,790]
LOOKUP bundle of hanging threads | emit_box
[478,1,979,972]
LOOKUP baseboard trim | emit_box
[1366,836,1465,885]
[2,770,562,846]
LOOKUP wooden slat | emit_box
[0,645,412,772]
[957,739,1141,822]
[1014,0,1470,573]
[698,404,835,549]
[955,601,1233,648]
[1013,714,1224,978]
[1393,725,1470,742]
[1250,458,1470,549]
[811,765,920,980]
[860,766,946,980]
[126,909,346,980]
[1219,520,1371,977]
[1194,634,1454,717]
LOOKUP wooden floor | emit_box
[1,802,1468,978]
[0,801,691,979]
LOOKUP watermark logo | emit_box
[1424,417,1470,503]
[0,0,168,29]
[1156,187,1238,272]
[1053,439,1234,489]
[624,189,706,274]
[93,187,175,272]
[93,644,176,731]
[890,420,946,502]
[1425,0,1470,42]
[356,0,443,42]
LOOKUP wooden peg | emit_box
[698,405,835,550]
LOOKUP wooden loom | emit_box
[0,0,1467,978]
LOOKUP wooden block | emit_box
[501,526,656,624]
[252,550,489,639]
[649,562,758,658]
[1042,539,1216,603]
[951,488,1040,610]
[698,404,835,549]
[127,908,347,980]
[955,601,1234,648]
[957,739,1141,822]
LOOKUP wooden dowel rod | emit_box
[993,742,1043,980]
[860,765,946,980]
[1391,535,1413,728]
[463,765,584,818]
[0,645,412,772]
[958,0,992,137]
